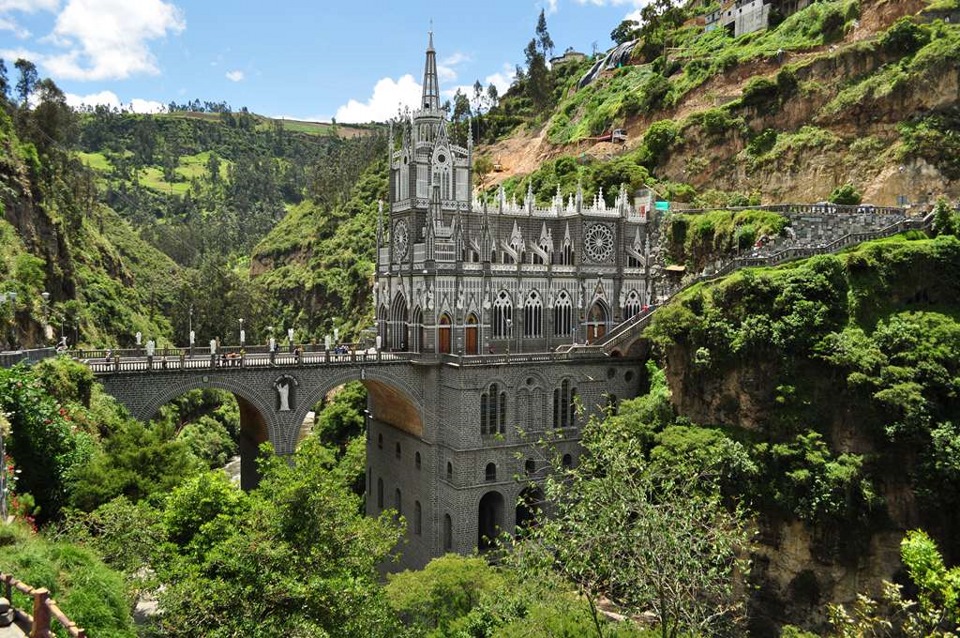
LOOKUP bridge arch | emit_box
[126,377,279,490]
[294,366,424,439]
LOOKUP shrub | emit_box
[747,128,778,156]
[829,183,862,205]
[0,523,135,638]
[643,119,679,158]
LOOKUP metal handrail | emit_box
[593,215,932,353]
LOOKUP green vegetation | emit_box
[0,523,135,637]
[518,386,752,638]
[829,530,960,636]
[666,208,790,271]
[649,235,960,560]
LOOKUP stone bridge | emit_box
[88,350,427,488]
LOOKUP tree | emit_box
[486,82,499,108]
[932,196,959,236]
[515,412,750,638]
[152,438,404,637]
[0,59,8,101]
[517,408,747,638]
[14,58,37,106]
[524,38,552,113]
[386,554,506,633]
[474,155,494,189]
[535,9,554,59]
[636,0,686,63]
[829,530,960,636]
[611,19,640,45]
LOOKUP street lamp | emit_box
[1,415,9,522]
[40,291,50,343]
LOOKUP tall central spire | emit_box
[421,30,440,110]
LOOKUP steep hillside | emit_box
[644,232,960,633]
[481,0,959,208]
[0,103,180,349]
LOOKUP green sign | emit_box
[655,200,670,211]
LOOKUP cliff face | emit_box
[649,236,960,634]
[0,107,180,348]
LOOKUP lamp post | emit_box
[0,416,8,522]
[40,291,50,344]
[188,305,194,355]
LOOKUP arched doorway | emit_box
[478,491,504,551]
[586,300,609,343]
[515,486,543,534]
[465,313,478,355]
[438,314,452,354]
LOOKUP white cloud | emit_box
[443,64,515,104]
[573,0,653,12]
[335,74,421,124]
[43,0,185,81]
[544,0,558,14]
[129,97,165,113]
[0,46,38,62]
[66,89,165,113]
[0,16,29,37]
[225,69,244,82]
[437,51,469,84]
[0,0,58,38]
[0,0,59,12]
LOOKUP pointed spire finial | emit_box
[421,28,440,110]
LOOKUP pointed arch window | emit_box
[481,383,507,435]
[553,291,573,337]
[414,501,422,535]
[553,379,578,429]
[624,290,642,318]
[492,291,513,338]
[523,291,543,338]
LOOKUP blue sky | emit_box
[0,0,650,123]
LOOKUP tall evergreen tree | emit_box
[535,9,554,59]
[14,58,37,107]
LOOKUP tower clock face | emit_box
[583,223,614,263]
[393,219,409,259]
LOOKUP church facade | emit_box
[366,34,652,569]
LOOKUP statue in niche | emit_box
[276,377,292,412]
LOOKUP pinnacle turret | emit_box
[421,31,440,110]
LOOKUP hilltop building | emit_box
[701,0,812,37]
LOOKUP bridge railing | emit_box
[81,348,415,374]
[437,348,611,366]
[0,348,57,368]
[670,203,909,216]
[2,572,86,637]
